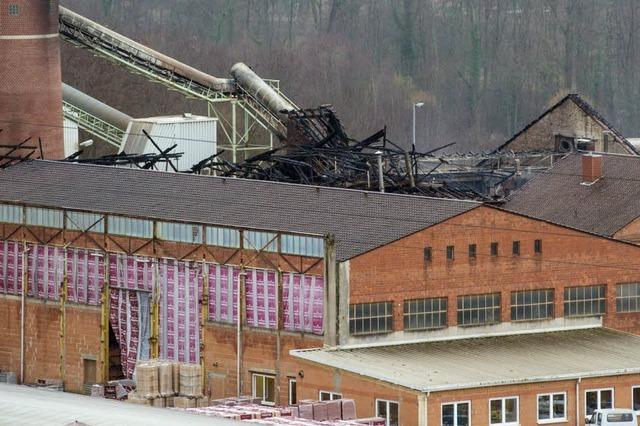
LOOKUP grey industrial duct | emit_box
[230,63,296,121]
[62,83,132,131]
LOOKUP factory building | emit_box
[0,0,64,159]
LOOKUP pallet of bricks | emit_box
[127,359,208,408]
[183,396,288,420]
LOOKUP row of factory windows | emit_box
[349,284,639,335]
[0,203,324,257]
[424,239,543,262]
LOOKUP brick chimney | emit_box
[581,153,602,184]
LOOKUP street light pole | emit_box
[412,102,424,176]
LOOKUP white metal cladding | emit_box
[63,116,79,158]
[66,211,105,232]
[157,221,203,244]
[206,226,240,248]
[244,231,277,252]
[0,204,22,224]
[119,115,217,171]
[107,215,153,238]
[25,207,63,228]
[281,234,324,257]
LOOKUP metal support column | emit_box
[99,252,110,383]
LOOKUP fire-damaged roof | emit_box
[503,153,640,237]
[0,160,480,261]
[495,93,640,155]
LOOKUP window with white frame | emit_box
[585,388,613,417]
[511,289,554,321]
[489,397,518,425]
[564,285,606,317]
[206,226,240,248]
[0,203,22,224]
[319,391,342,401]
[633,386,640,411]
[66,211,105,233]
[288,378,297,405]
[349,301,393,335]
[617,283,640,313]
[537,392,566,422]
[252,373,275,405]
[157,221,202,244]
[441,401,470,426]
[457,293,501,326]
[404,297,447,330]
[25,207,63,228]
[376,399,399,426]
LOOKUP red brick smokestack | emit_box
[582,153,602,184]
[0,0,64,160]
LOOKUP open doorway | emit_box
[108,324,124,380]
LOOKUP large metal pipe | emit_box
[59,6,235,94]
[230,63,296,120]
[62,83,132,131]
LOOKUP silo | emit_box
[0,0,64,160]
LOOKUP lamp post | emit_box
[412,102,424,154]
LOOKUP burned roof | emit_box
[496,94,639,155]
[0,160,479,260]
[504,153,640,237]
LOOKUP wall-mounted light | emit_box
[298,370,304,378]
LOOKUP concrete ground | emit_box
[0,383,245,425]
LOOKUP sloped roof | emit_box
[291,327,640,392]
[0,160,479,261]
[496,94,639,155]
[503,153,640,236]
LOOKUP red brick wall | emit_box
[0,296,100,392]
[349,206,640,333]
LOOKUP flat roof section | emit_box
[0,383,243,425]
[0,160,479,261]
[291,327,640,392]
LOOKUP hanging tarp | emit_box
[108,253,154,292]
[27,244,63,301]
[206,263,239,324]
[245,268,277,329]
[65,246,104,305]
[0,240,23,295]
[283,273,324,334]
[158,259,200,363]
[109,288,142,378]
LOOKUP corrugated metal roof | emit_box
[504,153,640,237]
[291,328,640,392]
[0,160,479,261]
[0,383,243,425]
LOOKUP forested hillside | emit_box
[61,0,640,150]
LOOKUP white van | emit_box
[586,409,637,426]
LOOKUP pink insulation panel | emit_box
[283,273,324,334]
[65,247,104,305]
[108,253,154,292]
[0,240,23,295]
[245,268,277,329]
[109,288,139,378]
[207,263,239,324]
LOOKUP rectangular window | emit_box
[403,297,447,330]
[157,221,203,244]
[206,226,240,248]
[564,285,606,317]
[446,246,454,260]
[537,392,566,422]
[633,386,640,411]
[288,379,297,405]
[510,289,554,321]
[244,230,277,252]
[585,388,613,417]
[376,399,399,426]
[424,247,432,262]
[441,401,470,426]
[107,215,153,238]
[457,293,501,326]
[252,373,275,405]
[281,234,324,257]
[616,283,640,313]
[319,391,342,401]
[349,302,393,335]
[491,242,498,257]
[0,203,23,224]
[489,397,518,425]
[534,239,542,254]
[512,241,520,256]
[25,207,63,228]
[468,244,476,259]
[66,211,105,233]
[8,4,19,16]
